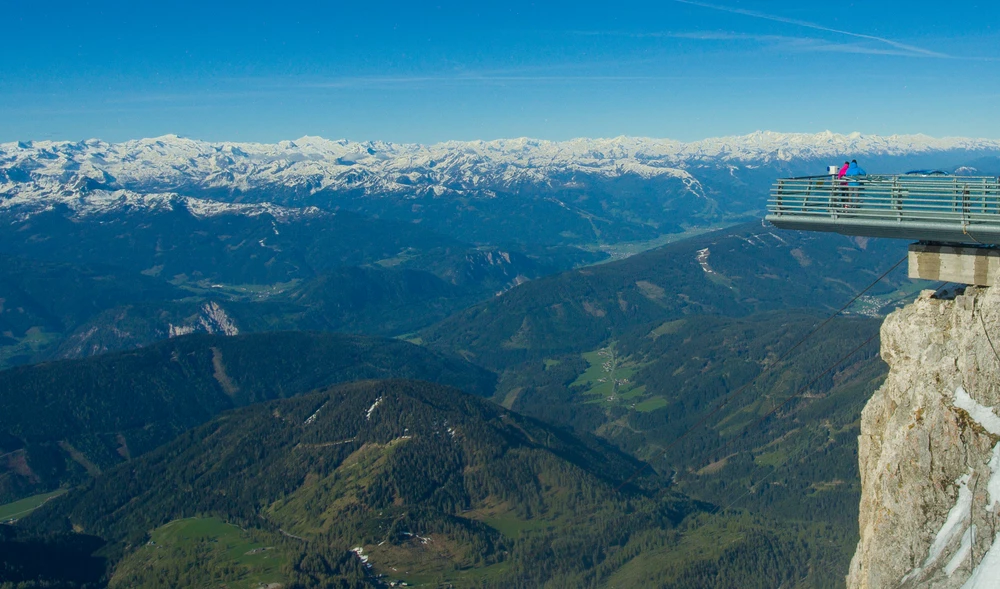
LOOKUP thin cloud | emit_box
[672,0,951,58]
[573,29,939,57]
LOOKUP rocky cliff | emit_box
[849,286,1000,588]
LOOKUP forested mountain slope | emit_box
[422,223,912,369]
[0,205,599,368]
[24,380,831,588]
[0,332,494,504]
[50,265,485,362]
[495,310,887,582]
[415,221,921,585]
[0,254,185,367]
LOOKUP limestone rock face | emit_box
[849,286,1000,588]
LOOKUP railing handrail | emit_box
[777,174,999,182]
[767,173,1000,245]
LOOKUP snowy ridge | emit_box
[0,184,323,220]
[4,131,999,204]
[3,130,998,218]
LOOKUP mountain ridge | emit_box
[5,131,999,213]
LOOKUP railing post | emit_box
[963,184,970,231]
[892,179,901,221]
[776,179,784,215]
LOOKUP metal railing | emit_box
[766,174,1000,244]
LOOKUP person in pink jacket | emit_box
[833,161,850,206]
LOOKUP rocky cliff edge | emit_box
[849,286,1000,588]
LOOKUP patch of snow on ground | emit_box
[401,532,431,544]
[304,402,326,425]
[351,547,372,568]
[954,386,1000,435]
[366,397,383,420]
[696,248,714,274]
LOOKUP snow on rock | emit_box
[946,525,976,578]
[849,286,1000,588]
[903,473,975,581]
[954,386,1000,435]
[987,444,1000,512]
[963,533,1000,588]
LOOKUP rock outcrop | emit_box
[849,286,1000,588]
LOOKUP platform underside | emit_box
[766,214,1000,246]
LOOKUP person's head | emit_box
[851,159,858,164]
[844,161,849,165]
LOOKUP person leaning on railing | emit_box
[844,160,867,207]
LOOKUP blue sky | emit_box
[3,0,998,143]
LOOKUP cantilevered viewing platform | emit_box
[765,173,1000,285]
[766,174,1000,244]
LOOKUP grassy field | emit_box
[635,397,669,413]
[0,489,67,522]
[571,344,666,411]
[110,517,288,589]
[0,327,60,369]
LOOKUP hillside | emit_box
[0,203,579,288]
[23,379,834,588]
[421,222,914,369]
[494,310,887,579]
[49,265,481,361]
[0,210,600,366]
[0,254,185,367]
[415,220,921,583]
[0,332,494,504]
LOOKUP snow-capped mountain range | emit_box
[2,130,999,219]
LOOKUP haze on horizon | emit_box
[4,0,999,144]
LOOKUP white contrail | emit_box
[673,0,950,58]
